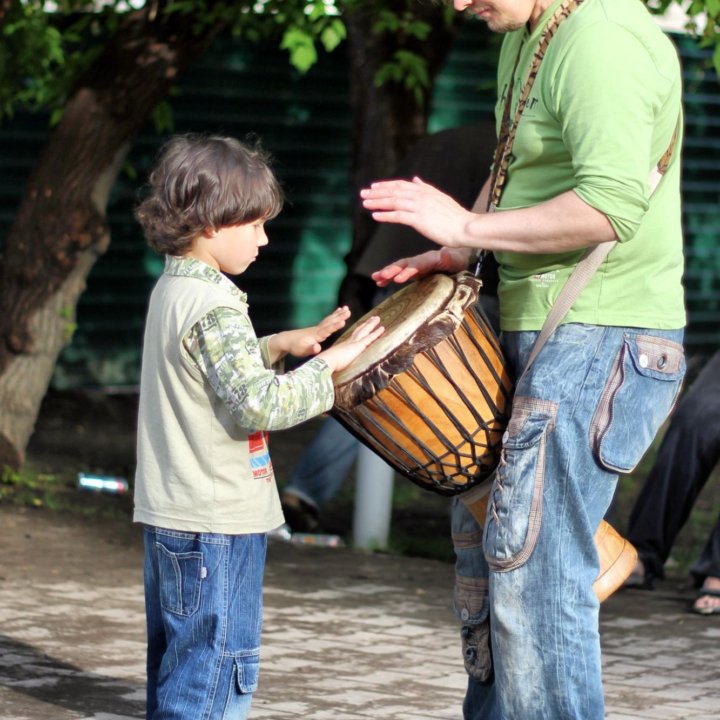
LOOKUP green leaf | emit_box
[151,100,175,134]
[404,20,431,41]
[372,9,400,34]
[320,19,346,53]
[281,27,318,73]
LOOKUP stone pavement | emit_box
[0,504,718,720]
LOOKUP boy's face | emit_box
[190,220,269,275]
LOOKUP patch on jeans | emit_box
[461,620,492,682]
[453,574,489,623]
[483,396,556,572]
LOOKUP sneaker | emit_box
[280,493,320,533]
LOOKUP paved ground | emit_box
[1,504,719,720]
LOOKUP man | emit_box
[361,0,686,718]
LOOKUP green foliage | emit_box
[280,27,318,73]
[369,3,451,106]
[277,2,346,74]
[0,0,348,124]
[375,49,431,106]
[646,0,720,75]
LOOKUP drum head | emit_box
[333,272,481,407]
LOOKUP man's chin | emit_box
[487,19,525,33]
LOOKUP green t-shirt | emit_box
[493,0,686,331]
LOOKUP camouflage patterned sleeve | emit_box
[258,335,284,373]
[184,305,335,431]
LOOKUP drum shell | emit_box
[333,294,512,496]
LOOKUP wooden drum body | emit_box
[332,272,512,495]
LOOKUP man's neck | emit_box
[528,0,556,31]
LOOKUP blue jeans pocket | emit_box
[483,397,557,572]
[156,540,204,617]
[234,654,260,694]
[590,333,685,474]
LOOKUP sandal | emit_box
[689,587,720,616]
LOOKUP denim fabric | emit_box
[456,324,685,720]
[452,496,492,682]
[626,349,720,582]
[143,527,267,720]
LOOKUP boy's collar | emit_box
[164,255,246,300]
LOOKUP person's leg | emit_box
[144,527,266,720]
[282,417,359,515]
[451,497,494,718]
[478,325,684,720]
[144,527,166,719]
[626,350,720,581]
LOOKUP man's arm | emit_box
[361,177,616,255]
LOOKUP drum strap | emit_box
[469,0,681,373]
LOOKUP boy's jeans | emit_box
[143,527,266,720]
[453,324,685,720]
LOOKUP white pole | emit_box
[353,445,394,550]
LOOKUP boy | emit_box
[133,134,383,720]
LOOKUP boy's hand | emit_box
[269,306,352,361]
[371,248,473,287]
[317,316,385,374]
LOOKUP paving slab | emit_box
[0,505,718,720]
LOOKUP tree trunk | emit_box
[339,2,458,316]
[0,0,11,27]
[0,8,223,471]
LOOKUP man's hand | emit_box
[361,176,475,248]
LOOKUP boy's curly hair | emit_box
[135,134,284,255]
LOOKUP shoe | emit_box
[689,587,720,616]
[623,558,655,590]
[280,493,320,533]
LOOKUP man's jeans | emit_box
[143,527,266,720]
[453,324,685,720]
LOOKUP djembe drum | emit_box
[331,272,636,602]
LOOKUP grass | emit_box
[1,463,133,521]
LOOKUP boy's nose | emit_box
[454,0,475,10]
[258,230,269,246]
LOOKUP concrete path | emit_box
[1,505,718,720]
